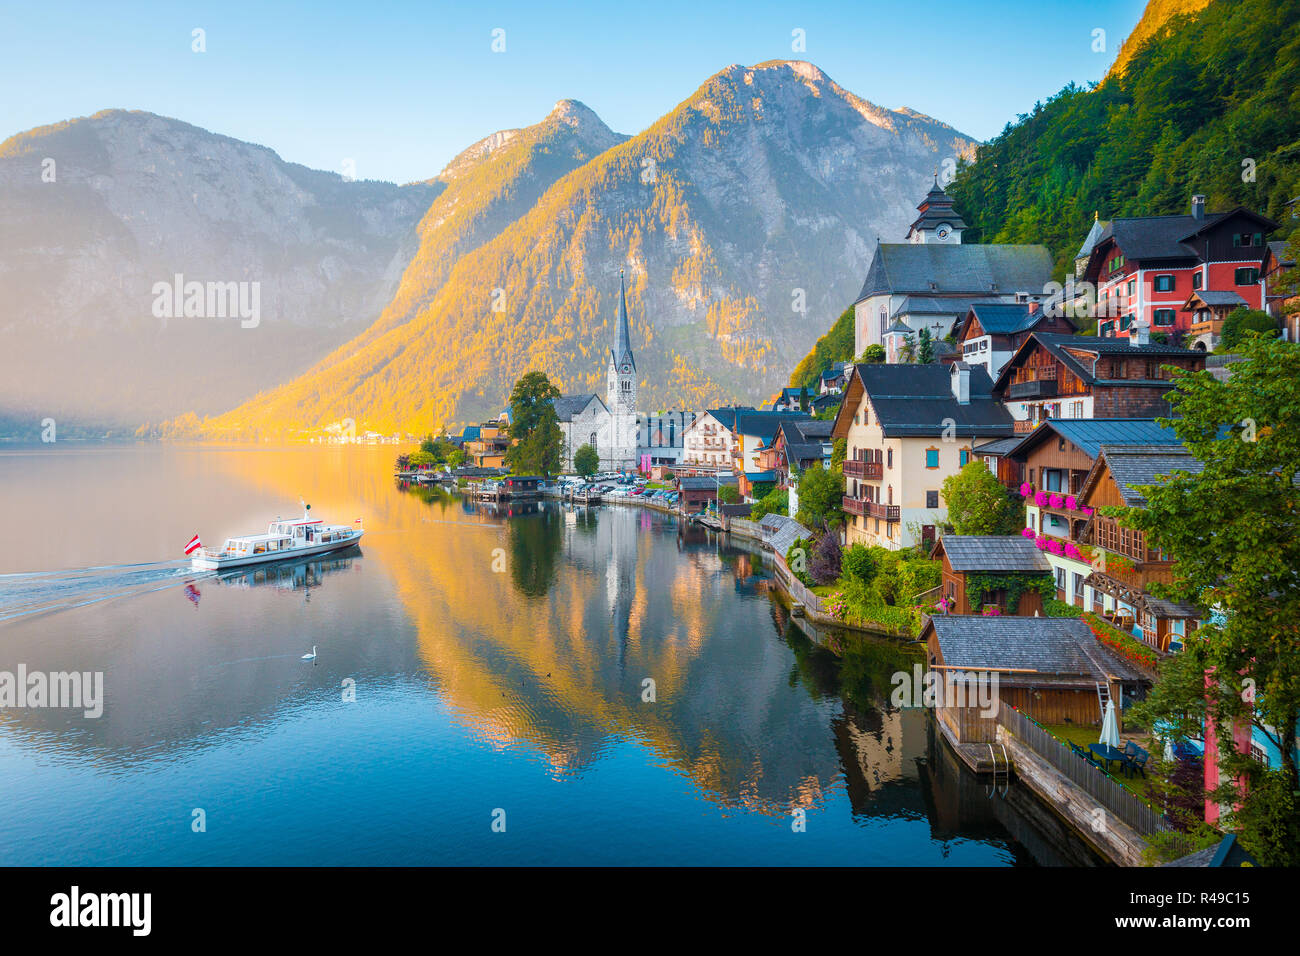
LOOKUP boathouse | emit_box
[921,615,1151,746]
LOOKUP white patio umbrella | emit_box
[1100,699,1121,749]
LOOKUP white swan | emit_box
[301,645,317,661]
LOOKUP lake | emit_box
[0,444,1097,865]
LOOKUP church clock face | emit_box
[936,224,951,241]
[621,364,631,374]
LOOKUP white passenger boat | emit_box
[189,504,364,570]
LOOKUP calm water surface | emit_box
[0,444,1092,865]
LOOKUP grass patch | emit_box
[1042,722,1160,803]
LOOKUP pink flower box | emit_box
[1034,491,1049,508]
[1034,535,1049,550]
[1019,482,1032,497]
[1065,543,1082,559]
[1020,527,1036,538]
[1048,540,1065,555]
[1065,495,1078,510]
[1049,493,1064,508]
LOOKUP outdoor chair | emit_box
[1122,741,1149,777]
[1070,741,1102,769]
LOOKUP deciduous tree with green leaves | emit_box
[1121,337,1300,863]
[795,461,843,531]
[574,443,599,477]
[505,371,563,476]
[941,461,1023,535]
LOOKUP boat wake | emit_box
[0,560,210,624]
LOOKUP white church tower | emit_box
[604,270,638,471]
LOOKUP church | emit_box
[554,271,639,472]
[853,179,1055,360]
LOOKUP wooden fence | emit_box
[997,706,1170,836]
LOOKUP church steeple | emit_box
[611,269,635,371]
[905,178,966,244]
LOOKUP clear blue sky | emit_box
[0,0,1147,184]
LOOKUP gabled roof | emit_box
[970,435,1024,457]
[855,242,1054,302]
[961,301,1075,338]
[730,409,812,443]
[931,535,1051,573]
[1080,443,1204,508]
[1075,216,1109,261]
[678,475,738,491]
[925,616,1149,682]
[1186,290,1248,308]
[699,407,757,432]
[992,332,1203,393]
[551,393,606,421]
[1006,417,1182,461]
[836,363,1014,439]
[1085,207,1280,275]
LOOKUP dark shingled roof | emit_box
[551,394,605,421]
[762,514,812,555]
[890,295,997,318]
[731,409,812,443]
[677,475,738,491]
[967,302,1046,334]
[995,332,1203,392]
[856,242,1054,302]
[1094,444,1204,507]
[853,364,1014,438]
[928,616,1149,682]
[1095,214,1219,262]
[935,535,1051,573]
[702,407,758,432]
[971,435,1024,457]
[1190,290,1248,308]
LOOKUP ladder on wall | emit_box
[1096,681,1111,722]
[986,742,1010,798]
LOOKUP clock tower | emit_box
[604,270,638,470]
[905,176,967,245]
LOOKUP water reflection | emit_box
[0,446,1095,864]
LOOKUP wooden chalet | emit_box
[991,332,1205,432]
[923,616,1152,749]
[930,535,1052,616]
[1075,444,1203,651]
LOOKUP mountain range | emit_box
[0,61,975,439]
[0,110,441,437]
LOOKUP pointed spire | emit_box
[612,268,634,371]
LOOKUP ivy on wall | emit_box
[965,572,1056,614]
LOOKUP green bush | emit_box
[1044,598,1084,617]
[841,543,875,583]
[1219,307,1277,352]
[750,485,788,522]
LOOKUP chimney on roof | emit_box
[951,362,971,404]
[1129,322,1150,347]
[1191,194,1206,220]
[1028,300,1041,316]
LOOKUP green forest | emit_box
[949,0,1300,276]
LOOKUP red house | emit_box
[1082,196,1279,350]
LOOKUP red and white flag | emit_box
[354,517,363,525]
[184,534,202,555]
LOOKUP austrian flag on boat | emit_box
[184,534,202,555]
